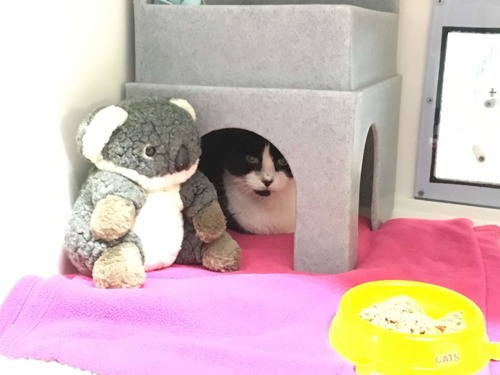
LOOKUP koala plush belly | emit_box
[133,187,184,271]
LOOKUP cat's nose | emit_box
[262,179,273,187]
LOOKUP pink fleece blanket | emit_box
[1,217,499,374]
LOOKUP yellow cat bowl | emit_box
[329,280,500,375]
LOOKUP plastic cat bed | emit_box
[127,0,401,274]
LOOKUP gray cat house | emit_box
[126,0,401,274]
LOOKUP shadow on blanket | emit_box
[0,217,499,375]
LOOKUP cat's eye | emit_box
[245,155,259,164]
[144,145,156,158]
[277,158,288,167]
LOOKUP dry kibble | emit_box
[359,295,466,335]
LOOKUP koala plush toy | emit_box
[64,97,241,288]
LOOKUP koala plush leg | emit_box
[192,200,226,243]
[175,218,204,266]
[92,243,145,289]
[202,232,241,272]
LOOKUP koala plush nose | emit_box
[175,145,190,172]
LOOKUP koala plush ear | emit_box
[169,98,196,121]
[77,105,129,163]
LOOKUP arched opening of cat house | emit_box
[199,128,296,236]
[199,126,376,245]
[358,125,376,222]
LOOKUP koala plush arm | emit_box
[180,170,226,243]
[90,169,147,208]
[89,168,147,240]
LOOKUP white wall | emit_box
[0,0,134,301]
[393,0,500,225]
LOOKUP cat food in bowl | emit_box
[329,280,500,375]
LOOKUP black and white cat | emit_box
[200,129,296,235]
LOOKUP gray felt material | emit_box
[125,77,402,274]
[205,0,398,13]
[134,0,398,91]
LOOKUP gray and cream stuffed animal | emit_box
[64,97,241,288]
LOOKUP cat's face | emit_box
[225,132,293,197]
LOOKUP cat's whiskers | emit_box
[223,174,259,193]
